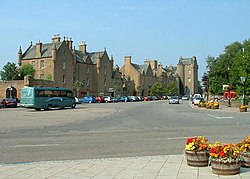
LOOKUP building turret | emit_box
[18,46,22,66]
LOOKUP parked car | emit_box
[169,96,179,104]
[96,96,105,103]
[143,96,151,101]
[0,103,4,108]
[117,96,130,102]
[193,97,203,105]
[82,96,96,103]
[128,96,139,102]
[103,96,114,103]
[182,95,190,100]
[1,98,18,108]
[75,97,81,104]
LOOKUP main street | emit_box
[0,100,249,163]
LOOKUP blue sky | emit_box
[1,0,250,79]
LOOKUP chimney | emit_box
[36,40,42,58]
[144,60,150,65]
[150,60,157,70]
[79,41,87,54]
[52,34,61,42]
[68,37,73,50]
[158,63,162,69]
[125,56,131,65]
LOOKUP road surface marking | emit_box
[12,144,59,148]
[208,114,234,119]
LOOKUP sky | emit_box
[1,0,250,79]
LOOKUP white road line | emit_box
[12,144,59,148]
[208,114,234,119]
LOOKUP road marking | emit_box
[12,144,59,148]
[208,114,234,119]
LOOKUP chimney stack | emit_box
[79,41,87,54]
[125,56,131,65]
[52,34,61,42]
[36,40,42,58]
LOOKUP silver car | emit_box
[169,96,179,104]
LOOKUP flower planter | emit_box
[206,106,211,109]
[239,108,247,112]
[211,159,240,175]
[185,150,209,167]
[241,152,250,168]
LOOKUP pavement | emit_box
[1,154,250,179]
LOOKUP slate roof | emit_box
[22,42,63,60]
[73,50,105,64]
[131,63,150,75]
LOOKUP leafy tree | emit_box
[206,39,250,96]
[166,82,178,96]
[19,64,35,79]
[73,80,83,97]
[149,82,166,96]
[0,62,19,81]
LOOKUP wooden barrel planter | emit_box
[211,159,240,175]
[241,153,250,167]
[185,150,209,167]
[239,108,247,112]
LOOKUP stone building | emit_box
[17,34,114,97]
[120,56,177,96]
[175,56,199,95]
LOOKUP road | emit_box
[0,100,249,163]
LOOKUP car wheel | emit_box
[71,103,76,108]
[89,101,92,103]
[47,104,53,110]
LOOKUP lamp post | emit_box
[240,76,246,106]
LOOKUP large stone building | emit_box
[175,56,199,95]
[18,34,114,97]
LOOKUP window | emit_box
[86,78,89,87]
[189,70,191,75]
[63,75,66,84]
[86,66,89,74]
[104,79,107,86]
[40,60,45,69]
[62,61,66,70]
[31,61,35,67]
[40,74,44,79]
[188,78,191,83]
[104,67,107,75]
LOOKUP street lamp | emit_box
[240,76,246,106]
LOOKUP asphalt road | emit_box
[0,100,249,163]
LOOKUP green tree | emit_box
[0,62,19,81]
[166,82,178,96]
[19,64,35,79]
[206,39,250,96]
[73,80,83,97]
[149,82,166,96]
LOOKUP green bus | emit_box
[20,87,76,111]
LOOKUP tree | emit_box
[0,62,19,81]
[166,82,178,96]
[19,64,35,79]
[149,82,166,97]
[206,39,250,96]
[73,80,83,97]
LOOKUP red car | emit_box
[96,96,105,103]
[1,98,18,108]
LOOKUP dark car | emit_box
[117,96,130,102]
[1,98,18,108]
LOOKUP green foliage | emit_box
[149,82,166,96]
[0,62,19,81]
[166,82,178,95]
[19,64,35,79]
[73,80,83,90]
[206,39,250,96]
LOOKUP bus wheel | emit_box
[71,103,76,109]
[35,108,41,111]
[47,104,53,110]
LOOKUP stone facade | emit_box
[120,56,177,96]
[175,56,199,95]
[18,35,114,98]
